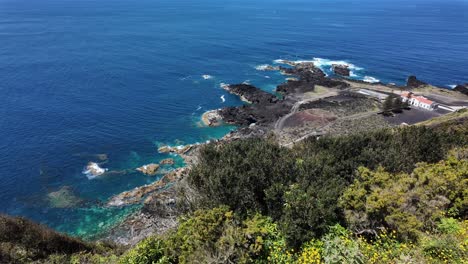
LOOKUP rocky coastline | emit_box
[102,59,468,245]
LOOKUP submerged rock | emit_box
[407,75,427,88]
[136,164,160,176]
[47,186,83,208]
[332,64,350,76]
[95,154,108,161]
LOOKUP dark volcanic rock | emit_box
[224,84,277,104]
[219,102,291,127]
[277,63,349,96]
[453,84,468,95]
[332,64,350,76]
[406,75,427,88]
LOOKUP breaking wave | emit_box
[363,76,380,83]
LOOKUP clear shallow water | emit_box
[0,0,467,238]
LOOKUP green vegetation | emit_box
[1,117,467,263]
[0,215,119,263]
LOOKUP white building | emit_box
[401,92,436,110]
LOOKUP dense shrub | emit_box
[188,138,296,215]
[340,153,467,240]
[0,215,93,263]
[163,206,290,264]
[119,236,168,264]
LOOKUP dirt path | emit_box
[281,110,379,147]
[274,90,339,131]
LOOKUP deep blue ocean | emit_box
[1,0,467,238]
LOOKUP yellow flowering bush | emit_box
[297,240,323,264]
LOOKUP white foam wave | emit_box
[255,64,270,71]
[273,59,288,64]
[312,58,363,70]
[273,57,363,72]
[180,75,192,81]
[363,76,380,83]
[220,83,229,89]
[447,84,457,89]
[83,162,108,179]
[196,105,202,111]
[220,95,226,103]
[242,80,251,85]
[202,74,213,80]
[265,76,270,79]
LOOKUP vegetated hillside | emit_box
[2,111,467,264]
[0,215,122,263]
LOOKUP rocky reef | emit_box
[136,164,160,176]
[46,186,83,208]
[332,64,350,76]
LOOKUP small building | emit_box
[400,92,437,110]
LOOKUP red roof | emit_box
[400,91,434,105]
[414,96,434,105]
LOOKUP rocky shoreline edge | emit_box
[102,59,468,245]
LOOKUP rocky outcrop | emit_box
[136,164,160,176]
[453,84,468,95]
[277,63,348,96]
[158,144,193,155]
[223,84,277,104]
[407,75,427,88]
[159,158,175,166]
[104,168,190,245]
[219,102,291,127]
[332,64,350,76]
[201,110,223,127]
[107,168,188,207]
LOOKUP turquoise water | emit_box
[1,0,467,237]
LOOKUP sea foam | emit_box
[83,162,108,179]
[255,64,271,70]
[363,76,380,83]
